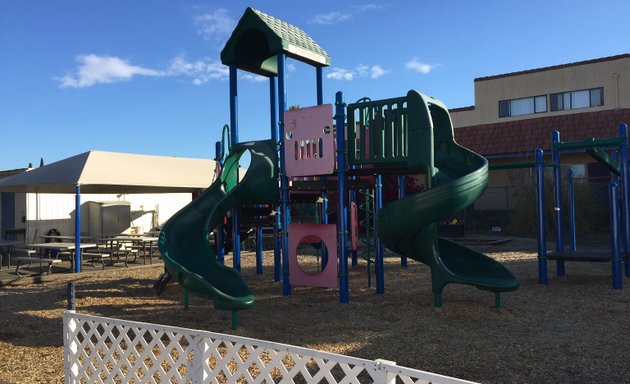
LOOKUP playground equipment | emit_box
[157,7,519,321]
[157,140,278,325]
[535,123,630,288]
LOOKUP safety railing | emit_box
[347,96,410,167]
[63,311,476,383]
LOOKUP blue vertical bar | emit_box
[397,175,408,268]
[215,141,225,264]
[316,67,323,106]
[229,64,241,271]
[618,123,630,277]
[316,66,328,269]
[269,77,281,282]
[610,182,622,289]
[277,53,291,295]
[374,174,384,293]
[551,130,565,276]
[350,186,358,266]
[74,184,81,273]
[321,191,329,268]
[335,91,349,303]
[256,217,263,274]
[535,149,547,284]
[567,169,576,251]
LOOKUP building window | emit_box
[550,88,603,111]
[498,95,547,117]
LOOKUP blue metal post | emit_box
[229,65,241,271]
[335,91,349,303]
[321,191,329,269]
[256,213,263,274]
[618,123,630,277]
[535,149,548,284]
[215,140,225,264]
[374,174,384,294]
[551,130,565,276]
[610,182,622,289]
[277,53,291,295]
[67,282,76,310]
[397,175,408,267]
[350,186,358,266]
[269,77,282,282]
[316,67,323,106]
[567,169,576,251]
[74,184,81,273]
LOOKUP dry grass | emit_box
[1,237,629,383]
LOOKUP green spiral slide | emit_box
[375,91,519,307]
[158,140,278,312]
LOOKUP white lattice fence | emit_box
[63,311,476,384]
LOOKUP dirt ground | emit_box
[1,237,629,383]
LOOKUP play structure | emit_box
[157,7,519,324]
[535,123,630,287]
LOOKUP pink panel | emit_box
[288,224,338,288]
[284,104,335,177]
[350,202,358,251]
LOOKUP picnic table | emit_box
[0,240,18,269]
[108,236,159,264]
[27,242,100,272]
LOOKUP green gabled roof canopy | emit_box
[221,7,330,77]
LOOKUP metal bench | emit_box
[12,248,62,277]
[81,252,112,269]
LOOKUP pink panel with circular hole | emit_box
[288,224,338,288]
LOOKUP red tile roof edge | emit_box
[454,109,630,158]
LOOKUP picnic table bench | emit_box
[12,248,62,277]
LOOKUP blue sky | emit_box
[1,0,629,170]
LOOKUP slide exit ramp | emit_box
[348,90,519,307]
[158,140,278,312]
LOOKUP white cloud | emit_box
[327,67,354,81]
[310,11,353,25]
[406,58,437,75]
[310,4,389,25]
[168,55,228,84]
[193,8,235,41]
[241,73,267,82]
[370,65,387,79]
[56,54,163,88]
[56,54,229,88]
[354,4,388,12]
[327,64,388,81]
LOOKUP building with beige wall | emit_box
[450,54,630,213]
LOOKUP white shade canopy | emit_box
[0,150,217,194]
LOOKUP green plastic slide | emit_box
[376,91,519,307]
[158,140,278,311]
